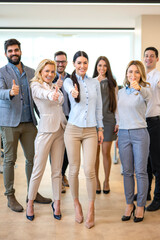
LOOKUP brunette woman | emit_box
[64,51,103,229]
[93,56,118,194]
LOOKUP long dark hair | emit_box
[93,56,117,113]
[71,51,89,103]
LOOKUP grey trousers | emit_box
[118,128,150,207]
[28,126,65,201]
[0,123,37,196]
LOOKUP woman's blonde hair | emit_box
[123,60,149,87]
[31,59,56,84]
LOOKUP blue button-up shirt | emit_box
[9,62,33,123]
[63,74,103,128]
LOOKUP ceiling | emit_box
[0,2,160,29]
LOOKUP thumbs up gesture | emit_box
[10,80,19,96]
[97,73,103,82]
[130,80,141,91]
[53,85,60,101]
[71,84,79,98]
[56,74,63,88]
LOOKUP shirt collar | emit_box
[125,86,136,95]
[42,81,54,89]
[147,68,157,79]
[8,62,24,73]
[76,73,88,81]
[56,71,67,80]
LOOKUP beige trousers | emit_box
[28,126,65,201]
[64,124,98,201]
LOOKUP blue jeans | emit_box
[118,128,150,207]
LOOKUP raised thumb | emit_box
[75,84,78,91]
[13,79,16,85]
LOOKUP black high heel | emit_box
[103,189,110,194]
[103,182,110,194]
[26,205,34,221]
[96,190,101,194]
[134,206,145,223]
[51,202,62,220]
[121,204,136,221]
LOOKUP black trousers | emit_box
[146,116,160,201]
[62,148,69,176]
[147,156,153,194]
[62,116,69,176]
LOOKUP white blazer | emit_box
[31,81,67,133]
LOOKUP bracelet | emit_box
[98,129,104,132]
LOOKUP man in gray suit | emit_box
[0,39,52,212]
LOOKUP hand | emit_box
[98,130,104,145]
[97,74,104,82]
[53,86,60,101]
[56,75,63,88]
[10,80,19,96]
[130,81,141,91]
[114,125,119,134]
[71,84,79,98]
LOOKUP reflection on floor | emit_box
[0,144,159,240]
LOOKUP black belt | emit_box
[146,116,160,121]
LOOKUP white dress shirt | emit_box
[145,68,160,118]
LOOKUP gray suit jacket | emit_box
[0,63,37,127]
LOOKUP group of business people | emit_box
[0,38,160,229]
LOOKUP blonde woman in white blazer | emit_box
[26,59,67,221]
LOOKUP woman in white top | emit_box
[26,59,67,221]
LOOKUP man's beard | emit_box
[7,55,21,65]
[57,66,65,74]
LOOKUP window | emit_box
[0,29,134,85]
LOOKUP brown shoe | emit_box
[34,192,52,204]
[62,175,69,187]
[7,195,24,212]
[61,184,66,193]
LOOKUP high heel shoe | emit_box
[85,210,95,229]
[75,215,83,224]
[103,189,110,194]
[103,182,110,194]
[75,203,83,224]
[134,206,145,223]
[121,204,136,221]
[96,190,101,194]
[26,205,34,221]
[51,202,62,220]
[85,220,95,229]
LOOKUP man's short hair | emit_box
[144,47,159,58]
[4,39,21,53]
[54,51,67,60]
